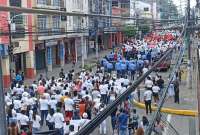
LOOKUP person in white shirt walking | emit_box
[152,83,160,103]
[39,95,49,126]
[145,76,153,90]
[53,108,65,135]
[64,94,74,120]
[144,89,153,115]
[31,110,41,134]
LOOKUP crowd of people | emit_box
[4,32,182,135]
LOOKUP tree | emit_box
[139,25,150,35]
[138,20,150,36]
[123,25,137,38]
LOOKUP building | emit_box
[33,0,66,72]
[0,0,91,88]
[0,0,34,88]
[89,0,113,51]
[65,0,89,63]
[111,0,128,43]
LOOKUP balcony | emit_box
[36,0,61,10]
[37,27,66,40]
[12,25,25,39]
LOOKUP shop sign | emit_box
[45,40,58,47]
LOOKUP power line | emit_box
[0,5,183,22]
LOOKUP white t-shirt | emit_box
[92,90,100,99]
[144,90,152,101]
[53,112,64,129]
[123,78,130,86]
[18,114,29,126]
[120,86,126,94]
[69,131,77,135]
[152,86,160,93]
[39,99,49,110]
[143,68,148,74]
[32,84,38,92]
[145,80,153,88]
[100,84,108,95]
[55,94,62,102]
[43,93,50,100]
[64,98,74,111]
[13,100,22,110]
[32,115,41,128]
[49,99,58,111]
[46,114,54,123]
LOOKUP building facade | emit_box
[0,0,34,88]
[33,0,66,72]
[0,0,90,88]
[88,0,113,51]
[65,0,89,63]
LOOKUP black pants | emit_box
[131,71,135,80]
[145,100,152,114]
[174,92,179,104]
[101,94,107,104]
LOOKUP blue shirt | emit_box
[115,62,121,71]
[128,63,136,71]
[142,55,147,60]
[15,74,22,81]
[103,60,108,67]
[118,113,128,130]
[107,63,113,69]
[147,52,151,61]
[137,60,144,69]
[121,63,127,70]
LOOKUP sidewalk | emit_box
[24,49,111,85]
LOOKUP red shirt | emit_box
[37,85,45,95]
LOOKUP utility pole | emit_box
[81,18,85,69]
[186,0,192,89]
[8,22,13,81]
[0,56,7,135]
[95,0,99,59]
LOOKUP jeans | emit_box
[32,127,39,134]
[119,129,127,135]
[41,110,48,126]
[56,127,64,135]
[111,116,116,131]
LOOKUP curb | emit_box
[133,100,198,117]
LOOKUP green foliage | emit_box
[139,25,150,35]
[79,63,96,71]
[123,25,137,38]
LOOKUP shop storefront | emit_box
[35,43,46,70]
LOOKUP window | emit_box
[37,15,47,31]
[144,7,149,11]
[52,16,60,29]
[10,12,23,24]
[37,0,47,5]
[10,0,21,6]
[112,1,118,7]
[52,0,60,7]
